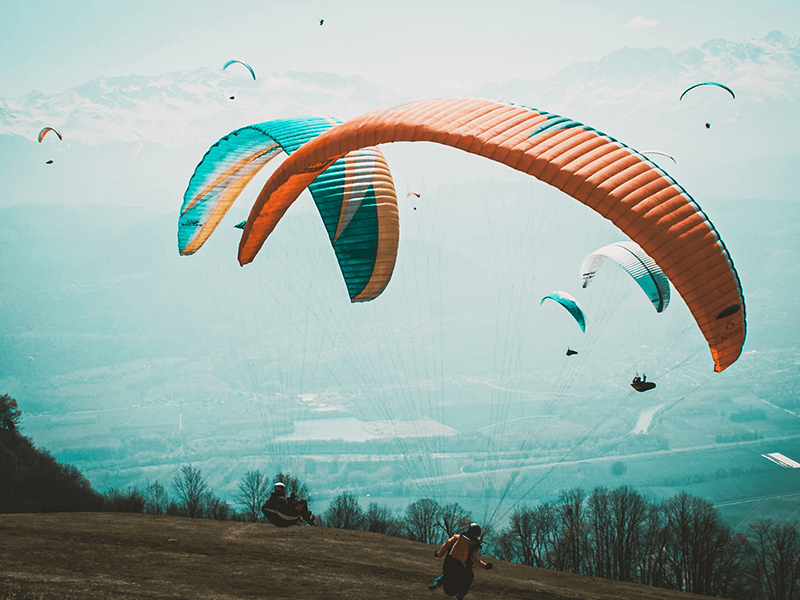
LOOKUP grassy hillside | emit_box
[1,513,721,600]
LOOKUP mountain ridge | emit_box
[1,31,797,147]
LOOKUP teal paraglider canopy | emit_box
[679,82,735,101]
[178,116,400,302]
[223,59,256,80]
[540,291,586,333]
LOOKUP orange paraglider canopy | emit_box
[238,98,746,372]
[38,127,62,143]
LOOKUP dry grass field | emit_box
[0,513,724,600]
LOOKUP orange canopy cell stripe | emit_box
[238,98,746,372]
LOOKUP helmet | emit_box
[466,523,481,539]
[274,482,286,494]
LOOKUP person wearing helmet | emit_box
[264,482,289,512]
[262,482,315,525]
[428,523,492,599]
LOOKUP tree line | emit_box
[88,470,800,600]
[3,393,799,599]
[491,486,800,600]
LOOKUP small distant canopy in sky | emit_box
[223,60,256,80]
[680,82,736,101]
[624,15,659,31]
[541,291,586,333]
[38,127,62,142]
[762,452,800,468]
[641,150,676,164]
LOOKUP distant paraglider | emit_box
[679,82,735,102]
[541,291,586,333]
[680,82,735,130]
[631,375,656,392]
[38,127,62,143]
[319,18,324,26]
[39,127,62,165]
[542,292,585,358]
[223,60,256,80]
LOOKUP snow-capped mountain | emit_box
[472,31,800,202]
[0,69,409,146]
[1,31,798,205]
[2,31,798,149]
[478,30,799,108]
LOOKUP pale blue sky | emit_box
[2,0,798,97]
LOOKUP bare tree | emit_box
[491,529,519,564]
[587,486,613,579]
[324,491,364,530]
[237,470,270,522]
[405,498,441,544]
[365,502,404,536]
[637,500,672,588]
[104,487,146,513]
[609,486,649,582]
[206,494,234,521]
[494,502,558,568]
[662,492,731,595]
[145,480,169,515]
[173,465,210,518]
[438,502,472,538]
[748,519,800,600]
[713,531,757,600]
[554,487,588,574]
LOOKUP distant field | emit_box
[1,512,718,600]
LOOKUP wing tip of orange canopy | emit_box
[712,335,746,373]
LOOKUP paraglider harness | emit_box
[261,491,314,527]
[631,373,656,392]
[262,506,303,527]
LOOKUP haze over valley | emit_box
[2,30,799,529]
